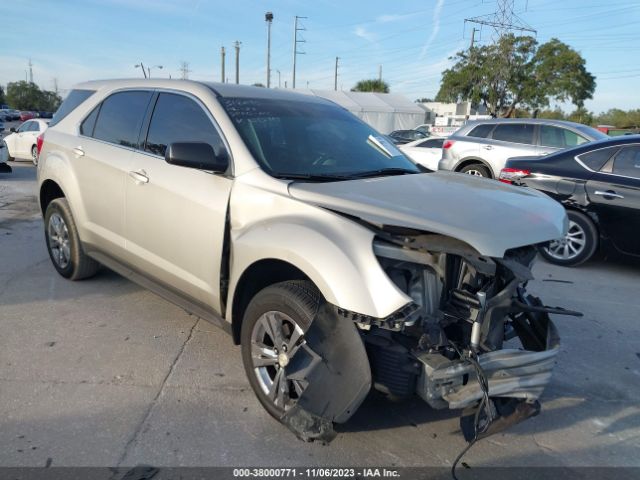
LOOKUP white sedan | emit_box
[399,137,445,171]
[2,118,49,165]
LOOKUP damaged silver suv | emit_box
[37,80,575,442]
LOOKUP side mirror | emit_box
[165,142,229,173]
[10,127,16,133]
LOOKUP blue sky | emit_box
[1,0,638,113]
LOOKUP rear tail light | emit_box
[442,140,455,149]
[499,167,530,184]
[36,133,45,156]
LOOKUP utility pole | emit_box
[277,70,281,88]
[221,46,226,83]
[265,12,274,87]
[28,59,33,83]
[179,61,190,80]
[378,64,382,82]
[53,77,59,95]
[469,27,478,49]
[465,0,535,42]
[292,15,307,89]
[234,41,241,84]
[334,57,339,91]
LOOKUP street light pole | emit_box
[277,70,281,88]
[148,65,163,78]
[134,63,147,78]
[265,12,273,88]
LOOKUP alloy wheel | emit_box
[250,310,310,410]
[465,169,484,176]
[544,220,586,261]
[48,213,71,269]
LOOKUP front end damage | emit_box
[282,229,579,443]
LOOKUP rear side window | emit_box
[540,125,588,148]
[467,124,494,138]
[93,91,152,148]
[29,122,41,132]
[144,93,225,158]
[576,147,619,171]
[612,146,640,179]
[492,124,535,145]
[418,138,444,148]
[50,89,95,127]
[80,106,100,137]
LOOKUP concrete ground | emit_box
[1,163,639,471]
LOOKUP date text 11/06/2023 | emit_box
[233,468,400,478]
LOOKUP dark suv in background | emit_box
[439,118,608,178]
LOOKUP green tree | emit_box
[436,35,595,117]
[0,85,5,105]
[5,81,61,111]
[535,108,567,120]
[595,109,640,128]
[351,79,390,93]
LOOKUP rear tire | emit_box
[241,280,320,420]
[44,198,100,280]
[538,210,598,266]
[460,163,491,178]
[31,145,38,166]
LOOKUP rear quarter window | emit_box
[49,89,95,127]
[576,146,620,171]
[467,124,494,138]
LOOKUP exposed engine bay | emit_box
[280,228,580,445]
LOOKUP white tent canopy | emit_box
[296,89,426,134]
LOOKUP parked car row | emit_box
[395,118,638,268]
[0,109,54,122]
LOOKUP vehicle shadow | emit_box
[338,390,459,434]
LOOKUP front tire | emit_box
[241,280,320,420]
[460,163,491,177]
[44,198,100,280]
[539,210,598,266]
[31,145,38,165]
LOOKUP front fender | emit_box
[226,180,411,321]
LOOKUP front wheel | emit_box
[241,280,320,420]
[44,198,100,280]
[538,210,598,266]
[460,163,491,177]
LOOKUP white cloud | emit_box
[420,0,445,58]
[354,26,377,43]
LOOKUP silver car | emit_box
[439,118,608,178]
[37,79,571,443]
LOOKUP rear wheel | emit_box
[31,145,38,165]
[539,210,598,266]
[44,198,100,280]
[241,280,320,419]
[460,163,491,178]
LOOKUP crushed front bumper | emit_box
[415,320,560,410]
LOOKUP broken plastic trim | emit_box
[280,302,372,442]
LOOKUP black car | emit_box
[499,135,640,266]
[389,129,428,144]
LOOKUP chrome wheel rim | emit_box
[465,169,484,177]
[544,220,586,260]
[48,213,71,269]
[31,146,37,161]
[250,310,309,410]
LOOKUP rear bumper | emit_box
[415,320,560,410]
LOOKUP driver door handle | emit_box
[483,145,493,150]
[128,169,149,185]
[594,190,624,199]
[73,146,84,157]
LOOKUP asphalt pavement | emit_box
[0,163,639,472]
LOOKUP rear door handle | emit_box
[128,169,149,185]
[73,146,84,157]
[483,145,493,150]
[594,190,624,199]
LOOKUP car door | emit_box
[14,121,35,157]
[484,123,537,176]
[585,144,640,256]
[125,91,233,313]
[73,90,153,258]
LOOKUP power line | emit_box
[465,0,536,42]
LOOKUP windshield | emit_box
[219,97,420,179]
